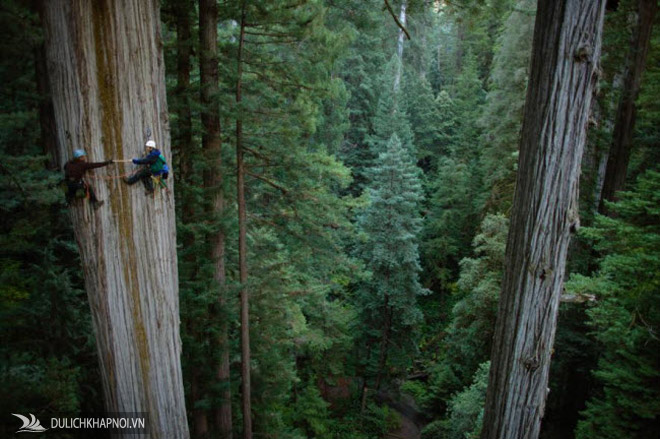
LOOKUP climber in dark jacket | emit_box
[63,149,113,208]
[123,140,169,195]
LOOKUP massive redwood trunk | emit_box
[41,1,189,437]
[599,0,657,211]
[480,2,606,439]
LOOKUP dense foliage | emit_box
[2,0,659,438]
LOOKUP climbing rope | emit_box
[86,161,172,198]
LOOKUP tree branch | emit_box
[384,0,410,40]
[246,171,288,195]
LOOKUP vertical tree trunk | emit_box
[191,367,209,436]
[599,0,657,211]
[41,1,189,437]
[236,4,252,438]
[174,0,193,181]
[199,0,234,438]
[480,2,605,439]
[199,0,234,437]
[393,0,407,92]
[374,298,391,391]
[32,0,58,170]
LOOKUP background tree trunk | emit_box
[599,0,657,211]
[199,0,233,437]
[236,4,252,438]
[41,1,189,437]
[393,0,406,92]
[480,2,606,439]
[174,0,193,182]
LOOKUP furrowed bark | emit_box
[599,0,657,211]
[41,1,189,437]
[480,2,606,439]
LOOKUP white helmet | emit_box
[145,140,156,148]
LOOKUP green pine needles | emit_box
[358,134,428,383]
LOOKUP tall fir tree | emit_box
[357,133,427,390]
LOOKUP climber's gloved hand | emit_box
[132,158,139,164]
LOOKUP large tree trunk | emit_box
[236,4,253,438]
[480,2,605,439]
[41,1,189,437]
[199,0,233,437]
[599,0,657,211]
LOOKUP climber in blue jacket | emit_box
[123,140,169,194]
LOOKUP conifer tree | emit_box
[570,170,660,439]
[217,1,356,436]
[479,0,535,212]
[599,0,658,211]
[358,133,427,390]
[403,72,444,172]
[368,56,416,157]
[423,53,485,290]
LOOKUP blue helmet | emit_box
[73,149,86,159]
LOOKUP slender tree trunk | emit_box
[236,4,252,439]
[174,5,209,437]
[175,0,193,182]
[393,0,407,92]
[41,1,189,437]
[174,0,195,227]
[359,343,372,414]
[191,366,209,437]
[374,300,392,391]
[199,1,233,438]
[599,0,657,211]
[480,2,605,439]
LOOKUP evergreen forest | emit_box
[1,0,659,438]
